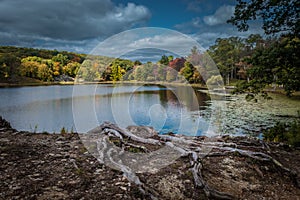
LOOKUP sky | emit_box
[0,0,263,60]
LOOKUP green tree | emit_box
[134,60,142,66]
[245,34,264,52]
[0,54,20,78]
[228,0,300,36]
[156,64,166,81]
[166,68,177,82]
[37,63,53,81]
[133,66,145,81]
[52,62,61,76]
[20,60,39,78]
[180,61,194,82]
[191,70,204,84]
[159,55,170,65]
[63,62,80,77]
[20,56,56,81]
[111,58,134,71]
[234,36,300,96]
[21,56,43,63]
[52,54,69,66]
[0,62,9,78]
[208,37,243,84]
[228,0,300,96]
[111,65,123,81]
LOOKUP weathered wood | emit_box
[98,122,161,145]
[91,122,299,199]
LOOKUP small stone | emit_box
[120,186,127,191]
[56,141,64,144]
[32,177,44,181]
[69,180,80,185]
[94,169,103,175]
[12,186,22,190]
[32,173,41,177]
[70,154,77,158]
[54,154,63,158]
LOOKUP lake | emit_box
[0,84,299,136]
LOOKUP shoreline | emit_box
[2,80,299,97]
[0,80,208,89]
[0,116,300,199]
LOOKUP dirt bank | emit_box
[0,117,299,199]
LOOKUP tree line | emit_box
[226,0,299,96]
[207,34,299,95]
[0,0,299,95]
[0,46,85,82]
[1,33,299,96]
[76,48,217,86]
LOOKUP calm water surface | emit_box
[0,84,210,135]
[1,84,299,136]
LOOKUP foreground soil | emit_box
[0,117,300,200]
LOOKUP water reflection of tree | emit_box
[158,86,210,111]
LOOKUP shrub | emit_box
[60,127,67,134]
[263,120,300,147]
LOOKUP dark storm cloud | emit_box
[0,0,151,41]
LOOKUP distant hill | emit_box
[0,46,87,84]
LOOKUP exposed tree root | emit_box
[87,122,299,199]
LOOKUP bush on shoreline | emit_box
[263,120,300,147]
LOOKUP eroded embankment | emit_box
[0,117,299,199]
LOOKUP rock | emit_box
[69,180,80,185]
[126,125,158,138]
[0,116,12,129]
[93,168,103,175]
[55,140,65,144]
[120,186,127,191]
